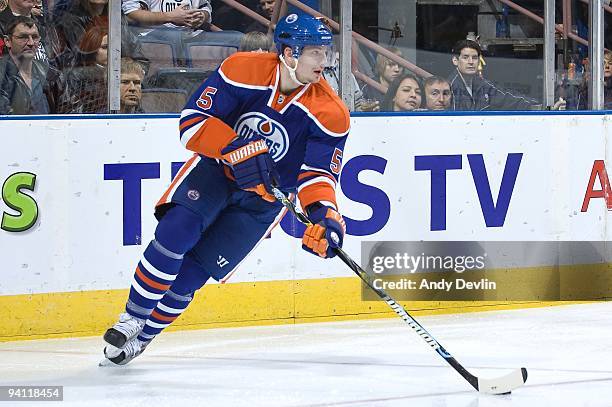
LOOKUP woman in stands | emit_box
[57,25,108,113]
[381,73,424,112]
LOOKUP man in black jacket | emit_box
[448,39,565,111]
[0,16,50,114]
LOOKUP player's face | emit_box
[120,73,143,108]
[453,48,479,76]
[96,35,108,66]
[393,77,422,111]
[425,81,451,110]
[296,45,330,84]
[6,23,40,60]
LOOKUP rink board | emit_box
[1,112,611,340]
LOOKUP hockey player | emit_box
[102,13,350,365]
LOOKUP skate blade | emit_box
[98,358,120,367]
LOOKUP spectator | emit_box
[381,73,423,112]
[245,0,274,33]
[0,0,49,63]
[55,0,107,66]
[449,39,565,111]
[210,0,257,32]
[362,46,402,104]
[31,0,41,16]
[322,46,377,112]
[57,24,107,113]
[574,50,612,110]
[122,0,212,64]
[120,57,143,113]
[77,23,106,65]
[54,0,147,70]
[423,76,451,111]
[238,31,271,52]
[122,0,211,30]
[0,16,50,114]
[258,0,274,19]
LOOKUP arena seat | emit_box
[139,39,179,76]
[141,88,189,113]
[144,67,215,97]
[185,31,244,70]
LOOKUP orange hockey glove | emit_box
[302,204,346,258]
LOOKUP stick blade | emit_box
[477,367,528,395]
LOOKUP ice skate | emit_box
[103,312,145,348]
[101,337,149,366]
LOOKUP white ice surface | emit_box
[1,303,611,406]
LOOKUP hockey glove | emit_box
[221,138,279,202]
[301,204,346,259]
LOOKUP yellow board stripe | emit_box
[0,276,586,342]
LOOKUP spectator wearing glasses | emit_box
[0,16,50,113]
[0,0,49,63]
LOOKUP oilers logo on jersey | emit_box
[159,0,209,12]
[234,112,290,162]
[161,0,189,12]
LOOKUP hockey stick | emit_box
[271,187,527,395]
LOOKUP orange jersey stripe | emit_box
[151,310,178,322]
[298,182,337,210]
[185,117,237,158]
[156,154,199,207]
[179,115,205,132]
[135,266,171,291]
[297,171,336,183]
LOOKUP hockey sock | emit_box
[138,255,211,342]
[125,205,204,320]
[137,289,193,342]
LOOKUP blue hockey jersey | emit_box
[175,51,350,210]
